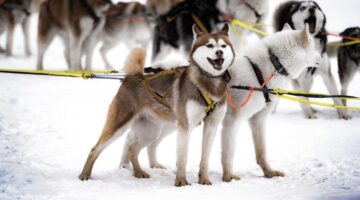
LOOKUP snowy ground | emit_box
[1,0,360,200]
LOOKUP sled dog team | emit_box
[0,0,358,186]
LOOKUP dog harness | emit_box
[137,67,228,115]
[136,68,181,108]
[245,49,289,103]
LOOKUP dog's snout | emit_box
[216,50,223,57]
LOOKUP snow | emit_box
[1,0,360,199]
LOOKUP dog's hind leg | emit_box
[221,110,241,182]
[249,103,285,178]
[21,16,32,56]
[5,15,15,56]
[79,99,134,181]
[339,63,357,107]
[100,42,117,70]
[148,124,174,169]
[37,3,56,70]
[198,104,227,185]
[119,133,132,169]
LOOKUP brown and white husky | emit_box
[79,24,235,186]
[36,0,112,70]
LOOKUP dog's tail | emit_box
[124,48,147,75]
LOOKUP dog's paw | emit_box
[134,170,150,179]
[150,163,166,169]
[198,174,212,185]
[264,170,285,178]
[222,174,240,182]
[306,113,317,119]
[175,176,190,187]
[338,112,352,120]
[78,173,91,181]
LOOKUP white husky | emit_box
[221,24,322,182]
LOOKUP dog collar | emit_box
[268,49,289,76]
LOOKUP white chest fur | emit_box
[186,100,206,129]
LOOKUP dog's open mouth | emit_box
[207,57,224,70]
[305,16,317,34]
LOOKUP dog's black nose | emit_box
[216,50,223,57]
[309,7,315,14]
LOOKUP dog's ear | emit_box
[301,23,311,46]
[220,23,230,35]
[193,24,204,38]
[282,23,292,31]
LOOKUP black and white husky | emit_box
[273,0,350,119]
[338,27,360,107]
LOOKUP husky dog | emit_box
[152,0,221,62]
[216,0,269,51]
[36,0,112,70]
[93,1,152,70]
[273,1,350,119]
[221,24,321,182]
[79,24,235,186]
[0,0,32,56]
[338,27,360,107]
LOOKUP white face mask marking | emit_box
[193,38,234,76]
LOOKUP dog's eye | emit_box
[206,44,214,48]
[221,44,227,48]
[300,6,306,11]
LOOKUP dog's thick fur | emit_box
[273,0,350,119]
[93,1,152,70]
[221,24,321,182]
[338,27,360,107]
[36,0,112,70]
[0,0,32,56]
[79,24,235,186]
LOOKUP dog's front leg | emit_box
[22,16,32,56]
[249,104,285,178]
[5,17,15,56]
[175,125,190,187]
[221,110,241,182]
[199,104,226,185]
[319,57,351,120]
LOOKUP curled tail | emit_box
[124,48,147,75]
